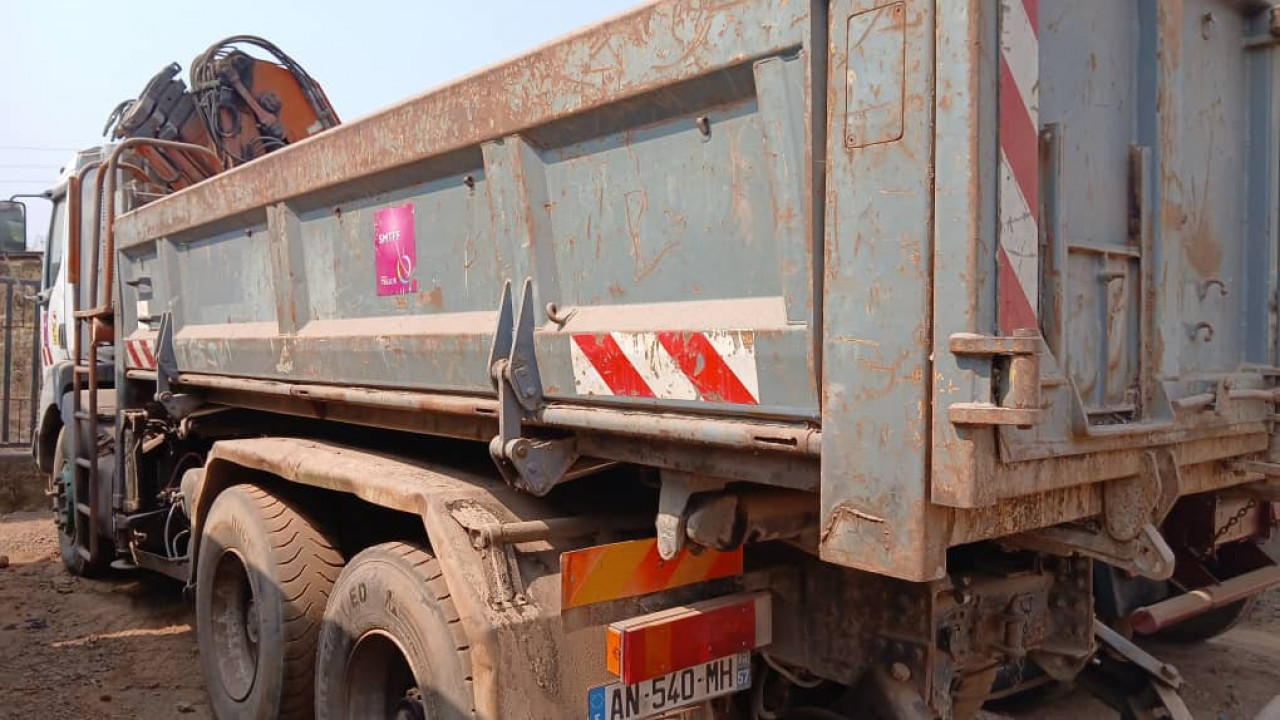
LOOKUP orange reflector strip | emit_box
[560,539,743,610]
[608,592,771,685]
[607,626,624,677]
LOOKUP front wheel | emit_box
[52,428,110,576]
[316,542,474,720]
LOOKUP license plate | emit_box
[587,652,751,720]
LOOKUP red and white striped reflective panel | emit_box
[569,331,759,405]
[998,0,1040,335]
[41,314,53,366]
[124,337,157,370]
[605,592,772,685]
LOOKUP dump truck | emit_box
[17,1,1280,718]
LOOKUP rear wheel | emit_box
[316,542,474,720]
[52,428,110,577]
[195,484,343,720]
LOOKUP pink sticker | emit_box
[374,203,418,296]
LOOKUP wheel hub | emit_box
[344,631,422,718]
[56,463,75,533]
[245,597,259,645]
[209,549,259,702]
[394,688,426,720]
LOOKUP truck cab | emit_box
[31,149,106,476]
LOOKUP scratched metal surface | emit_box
[116,0,819,419]
[990,0,1275,472]
[822,0,1277,579]
[112,0,1280,581]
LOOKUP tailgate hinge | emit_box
[154,311,201,419]
[487,279,578,496]
[947,330,1043,428]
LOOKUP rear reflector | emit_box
[606,591,771,685]
[561,538,743,610]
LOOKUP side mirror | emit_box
[0,200,26,253]
[23,288,53,306]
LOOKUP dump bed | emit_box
[114,0,1280,581]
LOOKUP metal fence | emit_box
[0,277,40,447]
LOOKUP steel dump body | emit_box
[114,0,1280,581]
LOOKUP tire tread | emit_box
[244,484,344,719]
[349,541,475,716]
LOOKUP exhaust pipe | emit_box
[1130,564,1280,635]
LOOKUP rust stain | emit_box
[1183,130,1221,278]
[1161,202,1187,236]
[624,188,679,283]
[422,286,444,309]
[1160,0,1185,68]
[855,348,910,401]
[117,0,800,249]
[1185,220,1222,278]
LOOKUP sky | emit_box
[0,0,638,249]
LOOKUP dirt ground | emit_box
[1002,590,1280,720]
[1,508,1278,720]
[0,511,212,719]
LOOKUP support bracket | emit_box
[447,500,529,609]
[1103,448,1180,541]
[1007,522,1175,581]
[1081,619,1193,720]
[655,471,727,559]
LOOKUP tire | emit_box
[52,427,111,577]
[1155,595,1255,643]
[195,484,343,720]
[316,542,474,720]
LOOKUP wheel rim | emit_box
[344,631,421,719]
[209,549,260,702]
[55,459,74,538]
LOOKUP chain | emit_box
[1210,500,1258,547]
